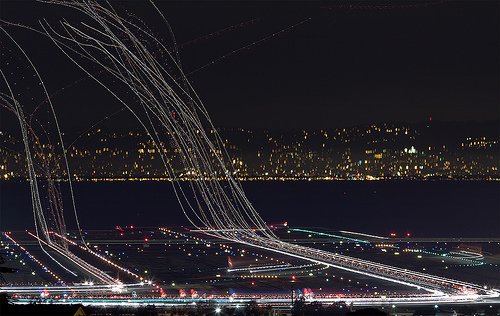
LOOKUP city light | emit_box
[0,0,497,314]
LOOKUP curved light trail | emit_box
[34,0,497,300]
[0,26,119,286]
[0,0,496,303]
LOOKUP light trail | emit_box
[1,0,492,302]
[27,232,119,285]
[191,229,267,232]
[247,238,492,295]
[3,233,64,283]
[0,61,80,278]
[187,17,312,75]
[7,291,500,307]
[288,228,370,244]
[227,264,291,273]
[50,232,144,282]
[0,24,121,287]
[179,18,260,49]
[39,0,282,248]
[0,283,144,294]
[339,230,389,240]
[449,251,484,260]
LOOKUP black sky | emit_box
[0,0,498,131]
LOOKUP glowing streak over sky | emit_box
[0,0,496,298]
[0,25,118,285]
[33,0,496,297]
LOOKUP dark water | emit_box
[1,181,499,237]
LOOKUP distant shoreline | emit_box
[1,177,499,182]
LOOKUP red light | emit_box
[251,282,255,285]
[120,233,124,236]
[144,238,148,242]
[291,275,296,280]
[406,233,411,237]
[130,225,134,229]
[390,232,396,237]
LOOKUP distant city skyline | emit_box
[1,120,497,181]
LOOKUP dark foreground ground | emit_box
[1,294,500,316]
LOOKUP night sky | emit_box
[0,0,498,131]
